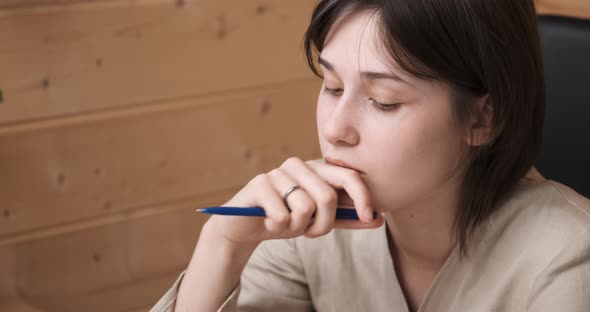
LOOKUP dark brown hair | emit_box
[303,0,546,258]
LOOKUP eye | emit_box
[322,86,343,96]
[369,99,401,112]
[323,86,401,112]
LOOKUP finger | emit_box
[250,174,291,235]
[334,212,384,229]
[267,167,316,235]
[280,157,337,238]
[306,160,374,224]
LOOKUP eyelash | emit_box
[322,87,400,112]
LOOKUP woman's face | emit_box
[317,10,467,213]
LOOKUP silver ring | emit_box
[282,185,301,208]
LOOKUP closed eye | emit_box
[322,86,343,96]
[369,99,401,112]
[323,87,401,112]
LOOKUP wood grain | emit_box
[0,189,234,311]
[20,270,182,312]
[0,0,122,10]
[0,1,320,310]
[0,78,321,241]
[11,205,211,311]
[0,0,316,125]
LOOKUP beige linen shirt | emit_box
[151,177,590,311]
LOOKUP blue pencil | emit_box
[196,206,377,220]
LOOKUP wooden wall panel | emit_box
[21,271,181,312]
[0,0,316,125]
[0,1,120,9]
[536,0,590,19]
[11,191,232,311]
[0,0,321,310]
[126,203,208,278]
[0,300,42,312]
[0,79,321,242]
[16,223,130,296]
[0,246,15,292]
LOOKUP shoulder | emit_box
[513,180,590,311]
[489,178,590,240]
[546,180,590,220]
[478,177,590,276]
[505,180,590,238]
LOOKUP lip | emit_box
[324,156,365,174]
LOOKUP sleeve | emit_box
[527,229,590,311]
[149,271,241,312]
[149,238,313,312]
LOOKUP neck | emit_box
[382,177,461,272]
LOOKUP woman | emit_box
[152,0,590,311]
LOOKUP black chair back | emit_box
[535,15,590,197]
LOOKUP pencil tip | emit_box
[195,209,202,212]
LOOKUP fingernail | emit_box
[364,209,373,223]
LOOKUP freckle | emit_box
[216,15,227,39]
[410,214,415,218]
[158,159,168,168]
[256,4,269,15]
[42,77,50,89]
[92,252,102,263]
[95,58,103,67]
[94,168,102,176]
[103,201,112,210]
[3,209,10,218]
[57,173,66,185]
[259,98,271,115]
[243,149,252,159]
[175,0,185,7]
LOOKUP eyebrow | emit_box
[318,55,406,83]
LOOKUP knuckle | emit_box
[268,219,289,236]
[318,189,337,207]
[266,168,283,179]
[251,173,268,186]
[282,156,302,169]
[274,212,291,226]
[299,199,316,217]
[267,224,285,235]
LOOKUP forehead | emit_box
[320,9,391,73]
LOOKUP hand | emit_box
[205,157,383,247]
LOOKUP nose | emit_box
[320,95,360,146]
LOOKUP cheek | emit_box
[316,87,339,111]
[316,96,332,152]
[365,109,463,206]
[316,98,329,126]
[413,116,461,159]
[316,94,339,131]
